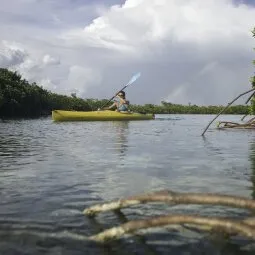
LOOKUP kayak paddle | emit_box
[98,72,141,111]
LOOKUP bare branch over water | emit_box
[84,190,255,243]
[84,190,255,216]
[89,215,255,242]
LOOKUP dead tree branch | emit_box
[217,121,255,129]
[241,114,248,121]
[240,91,255,120]
[89,215,255,242]
[245,91,255,104]
[201,88,255,136]
[84,190,255,216]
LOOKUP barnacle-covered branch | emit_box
[84,190,255,216]
[89,215,255,242]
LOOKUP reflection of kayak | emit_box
[52,110,155,122]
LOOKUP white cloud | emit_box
[0,0,254,105]
[42,55,60,66]
[0,41,28,67]
[66,65,102,96]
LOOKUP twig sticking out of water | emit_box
[201,88,255,136]
[241,114,248,121]
[88,215,255,243]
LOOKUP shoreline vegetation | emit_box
[0,68,251,119]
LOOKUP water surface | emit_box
[0,114,254,254]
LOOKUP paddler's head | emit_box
[118,91,126,99]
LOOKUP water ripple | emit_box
[0,115,255,254]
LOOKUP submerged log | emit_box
[89,215,255,242]
[84,190,255,243]
[84,190,255,216]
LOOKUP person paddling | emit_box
[105,91,130,112]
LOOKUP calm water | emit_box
[0,114,255,254]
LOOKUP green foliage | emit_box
[0,68,250,119]
[0,90,3,109]
[129,101,249,115]
[0,68,90,118]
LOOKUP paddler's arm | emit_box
[103,102,116,110]
[99,96,119,111]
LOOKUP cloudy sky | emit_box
[0,0,254,105]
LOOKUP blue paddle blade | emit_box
[126,72,141,86]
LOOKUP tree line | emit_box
[0,68,92,118]
[0,68,251,118]
[129,102,249,115]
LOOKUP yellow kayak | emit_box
[52,110,155,121]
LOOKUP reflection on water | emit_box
[249,142,255,199]
[111,121,129,158]
[0,115,255,254]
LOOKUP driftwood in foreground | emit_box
[84,190,255,243]
[84,190,255,216]
[89,215,255,242]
